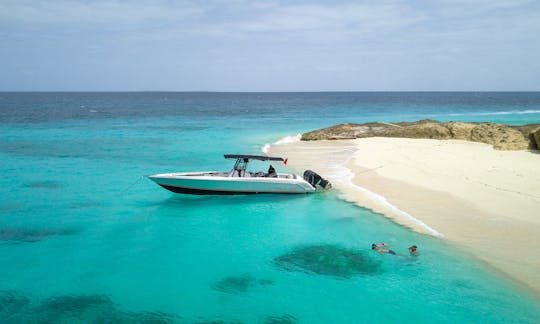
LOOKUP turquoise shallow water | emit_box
[1,92,540,323]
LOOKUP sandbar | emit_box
[267,137,540,294]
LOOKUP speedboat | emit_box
[148,154,331,195]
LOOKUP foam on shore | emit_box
[324,154,443,237]
[262,134,301,154]
[340,165,443,237]
[266,135,443,237]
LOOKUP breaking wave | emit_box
[446,109,540,117]
[261,134,301,154]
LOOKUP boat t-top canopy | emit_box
[224,154,284,162]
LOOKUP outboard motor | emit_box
[303,170,332,190]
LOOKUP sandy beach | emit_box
[268,137,540,294]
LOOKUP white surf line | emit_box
[262,134,302,154]
[447,109,540,116]
[262,135,443,237]
[333,159,444,238]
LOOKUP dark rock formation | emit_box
[274,244,381,278]
[301,120,540,151]
[532,127,540,149]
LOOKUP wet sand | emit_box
[267,137,540,294]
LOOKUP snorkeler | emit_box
[371,243,397,255]
[408,245,419,256]
[373,242,389,247]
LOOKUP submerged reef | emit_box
[274,244,381,278]
[194,320,243,324]
[34,294,118,322]
[534,128,540,149]
[0,291,178,323]
[0,203,22,213]
[301,119,540,150]
[264,314,298,324]
[24,181,63,189]
[0,228,78,244]
[0,290,30,319]
[212,274,273,294]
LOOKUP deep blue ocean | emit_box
[1,92,540,323]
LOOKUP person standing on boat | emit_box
[267,165,277,177]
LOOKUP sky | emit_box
[1,0,539,91]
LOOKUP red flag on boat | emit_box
[284,158,288,165]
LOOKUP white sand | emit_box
[267,137,540,294]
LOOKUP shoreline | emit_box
[267,137,540,295]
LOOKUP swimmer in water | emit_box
[371,243,397,255]
[408,245,419,256]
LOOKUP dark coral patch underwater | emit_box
[24,181,63,189]
[264,314,298,324]
[0,290,30,320]
[274,244,382,278]
[0,291,179,323]
[212,274,273,294]
[0,227,79,244]
[33,294,118,322]
[194,319,243,324]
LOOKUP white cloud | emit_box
[0,0,203,24]
[3,0,539,47]
[1,0,539,90]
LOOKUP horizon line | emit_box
[1,90,540,93]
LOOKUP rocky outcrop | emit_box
[301,120,540,151]
[469,123,529,150]
[531,127,540,150]
[446,122,475,140]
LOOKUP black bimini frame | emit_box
[223,155,284,162]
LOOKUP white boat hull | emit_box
[148,172,316,195]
